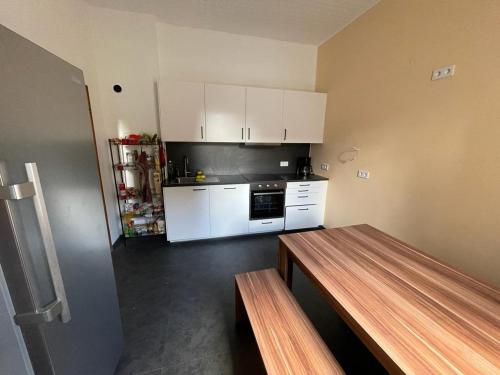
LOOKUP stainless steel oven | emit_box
[249,182,286,220]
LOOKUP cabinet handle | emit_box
[298,189,309,192]
[299,184,310,187]
[298,195,308,198]
[201,126,204,139]
[248,128,250,140]
[241,128,244,140]
[193,188,206,191]
[262,221,273,224]
[224,187,236,190]
[254,191,284,196]
[298,208,309,211]
[284,128,287,141]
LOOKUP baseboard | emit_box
[111,236,123,250]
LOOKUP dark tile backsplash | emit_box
[165,142,310,175]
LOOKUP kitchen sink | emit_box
[175,176,220,184]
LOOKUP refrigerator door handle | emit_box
[0,162,71,324]
[0,181,36,200]
[25,163,71,323]
[14,299,63,325]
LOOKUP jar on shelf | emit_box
[118,183,127,200]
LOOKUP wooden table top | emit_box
[278,224,500,375]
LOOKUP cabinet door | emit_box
[283,90,327,143]
[159,81,206,142]
[205,84,246,142]
[285,205,322,230]
[248,218,285,233]
[164,186,210,241]
[246,87,284,143]
[210,184,249,237]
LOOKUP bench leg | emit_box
[278,240,293,289]
[235,279,247,324]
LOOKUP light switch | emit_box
[431,65,455,81]
[357,170,370,179]
[280,161,289,167]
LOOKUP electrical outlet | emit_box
[357,170,370,179]
[431,65,455,81]
[280,161,289,167]
[320,163,329,171]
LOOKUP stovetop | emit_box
[242,174,282,182]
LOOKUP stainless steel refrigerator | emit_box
[0,25,123,374]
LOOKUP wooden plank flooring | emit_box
[235,268,345,375]
[278,224,500,375]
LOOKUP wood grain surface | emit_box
[235,268,345,375]
[278,224,500,375]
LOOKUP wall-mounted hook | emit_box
[338,147,360,163]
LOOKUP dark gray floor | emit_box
[112,232,388,375]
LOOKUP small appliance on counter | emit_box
[296,156,313,178]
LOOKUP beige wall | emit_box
[312,0,500,286]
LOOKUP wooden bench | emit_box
[235,268,345,375]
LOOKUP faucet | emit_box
[183,155,190,177]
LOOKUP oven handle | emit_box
[253,191,284,196]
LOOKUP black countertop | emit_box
[163,174,329,187]
[163,175,247,187]
[279,174,329,182]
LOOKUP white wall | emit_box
[87,7,161,241]
[89,7,160,138]
[2,4,319,243]
[0,0,91,72]
[157,23,318,90]
[0,0,118,241]
[87,12,318,242]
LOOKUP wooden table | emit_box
[278,224,500,375]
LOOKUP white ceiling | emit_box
[85,0,379,45]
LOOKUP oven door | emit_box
[250,190,285,220]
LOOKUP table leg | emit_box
[234,279,247,324]
[278,240,293,289]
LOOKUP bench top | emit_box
[235,268,345,375]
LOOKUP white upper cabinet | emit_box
[283,90,327,144]
[205,84,246,143]
[160,81,327,144]
[159,81,206,142]
[245,87,284,143]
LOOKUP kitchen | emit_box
[161,81,329,242]
[1,1,500,375]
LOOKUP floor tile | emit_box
[113,233,388,374]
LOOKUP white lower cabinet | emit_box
[164,180,328,240]
[164,186,210,242]
[285,180,328,230]
[164,184,249,242]
[286,192,323,206]
[209,184,249,237]
[285,205,322,230]
[249,218,285,233]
